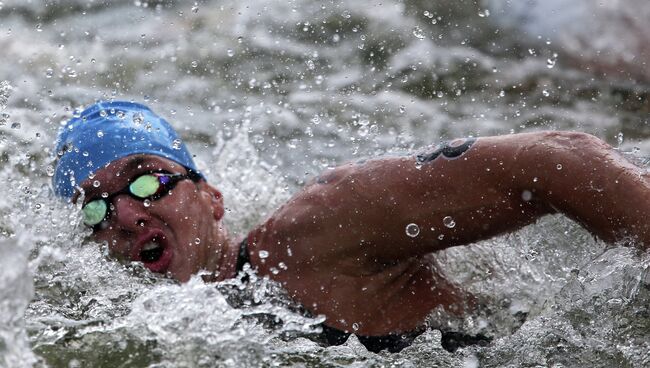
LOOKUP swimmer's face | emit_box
[73,154,228,282]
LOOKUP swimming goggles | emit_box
[82,170,200,228]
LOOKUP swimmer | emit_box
[53,101,650,351]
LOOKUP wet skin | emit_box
[76,131,650,337]
[75,155,239,282]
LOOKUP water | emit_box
[0,1,648,367]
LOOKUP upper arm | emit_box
[251,135,552,272]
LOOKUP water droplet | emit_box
[556,164,562,170]
[521,190,532,201]
[82,151,89,157]
[133,112,144,125]
[533,177,539,183]
[546,53,558,69]
[172,139,182,150]
[46,165,55,176]
[306,60,315,70]
[237,36,243,43]
[99,110,107,117]
[97,130,104,138]
[616,132,624,147]
[226,49,234,57]
[191,60,198,68]
[101,192,109,198]
[191,3,199,13]
[10,122,20,129]
[45,68,53,78]
[259,250,269,259]
[542,89,550,97]
[412,26,425,40]
[405,223,420,237]
[143,199,151,207]
[399,105,406,114]
[93,180,100,188]
[116,110,125,119]
[443,216,455,228]
[352,323,359,331]
[478,9,490,17]
[528,48,536,56]
[36,23,42,32]
[357,125,369,137]
[194,238,201,244]
[437,234,444,240]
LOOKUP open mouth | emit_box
[133,232,173,274]
[140,238,164,263]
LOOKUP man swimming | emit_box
[53,101,650,351]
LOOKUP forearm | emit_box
[502,131,650,247]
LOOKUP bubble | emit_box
[101,192,109,198]
[191,60,198,68]
[172,139,182,150]
[412,26,425,40]
[194,238,201,244]
[443,216,455,228]
[437,234,444,240]
[143,199,151,207]
[93,180,100,188]
[405,223,420,237]
[258,250,269,259]
[45,68,54,78]
[556,164,563,170]
[478,9,490,17]
[226,49,234,57]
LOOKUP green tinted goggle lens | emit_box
[82,199,108,226]
[129,174,161,198]
[81,173,169,226]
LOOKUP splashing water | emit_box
[0,0,648,367]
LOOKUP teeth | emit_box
[142,242,160,251]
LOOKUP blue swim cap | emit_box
[53,101,202,198]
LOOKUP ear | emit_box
[198,181,224,221]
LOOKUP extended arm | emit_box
[247,131,650,335]
[261,131,649,266]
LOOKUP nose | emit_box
[110,195,149,231]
